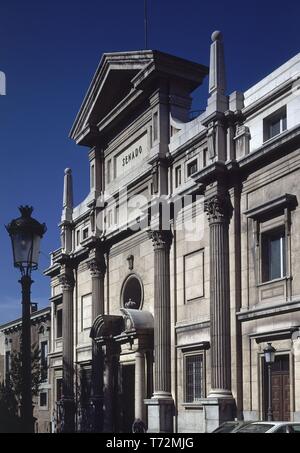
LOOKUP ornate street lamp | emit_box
[263,342,276,422]
[6,206,46,433]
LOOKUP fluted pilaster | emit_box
[88,255,106,319]
[135,351,146,421]
[205,193,233,396]
[59,265,75,432]
[88,252,106,432]
[149,230,172,397]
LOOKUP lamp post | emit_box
[263,342,276,422]
[6,206,46,433]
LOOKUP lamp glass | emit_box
[11,232,41,270]
[264,343,276,364]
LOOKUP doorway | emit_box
[120,363,135,432]
[262,354,290,421]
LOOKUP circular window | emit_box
[121,274,144,310]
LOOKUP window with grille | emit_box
[185,354,204,402]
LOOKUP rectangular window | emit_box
[39,392,47,407]
[76,230,80,246]
[107,159,112,184]
[262,228,286,282]
[185,354,204,403]
[153,111,158,142]
[263,107,287,141]
[56,309,62,339]
[41,341,48,382]
[175,166,182,188]
[187,159,198,177]
[82,228,89,241]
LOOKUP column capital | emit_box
[204,193,233,224]
[88,257,106,278]
[148,230,173,251]
[59,270,74,292]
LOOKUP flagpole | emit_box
[144,0,148,49]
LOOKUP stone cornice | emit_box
[1,307,51,333]
[237,298,300,321]
[242,76,297,118]
[169,128,207,160]
[237,124,300,174]
[244,193,298,221]
[175,320,210,333]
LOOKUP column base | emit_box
[145,396,174,433]
[208,388,234,399]
[199,397,236,433]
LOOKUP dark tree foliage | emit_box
[0,345,44,433]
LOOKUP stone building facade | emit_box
[44,31,300,432]
[0,307,51,433]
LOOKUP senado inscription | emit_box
[122,145,143,167]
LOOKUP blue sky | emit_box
[0,0,299,323]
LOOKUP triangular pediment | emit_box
[70,50,208,146]
[70,51,154,144]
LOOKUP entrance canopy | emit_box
[90,309,154,345]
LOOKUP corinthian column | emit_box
[204,191,233,397]
[150,230,172,396]
[88,251,106,432]
[88,253,106,319]
[135,351,146,421]
[60,265,75,432]
[145,230,174,433]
